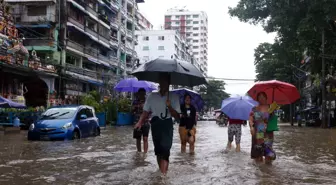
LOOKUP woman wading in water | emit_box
[249,92,276,164]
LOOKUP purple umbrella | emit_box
[114,78,157,92]
[221,95,259,120]
[0,96,26,109]
[171,88,204,111]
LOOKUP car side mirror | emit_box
[80,114,87,120]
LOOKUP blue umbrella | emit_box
[114,78,157,92]
[221,95,259,120]
[171,88,204,111]
[0,96,26,109]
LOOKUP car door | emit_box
[85,108,96,136]
[76,108,89,137]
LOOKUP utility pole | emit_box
[321,29,327,128]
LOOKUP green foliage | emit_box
[199,80,230,110]
[117,97,132,113]
[80,92,103,113]
[229,0,336,82]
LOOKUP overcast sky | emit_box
[138,0,276,95]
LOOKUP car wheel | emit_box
[72,130,80,140]
[94,127,100,136]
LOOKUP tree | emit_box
[199,80,229,110]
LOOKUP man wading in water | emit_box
[134,73,181,176]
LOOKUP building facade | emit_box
[136,10,152,30]
[134,30,198,70]
[164,8,208,76]
[5,0,146,105]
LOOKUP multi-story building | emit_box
[5,0,144,104]
[135,10,153,30]
[164,8,208,76]
[134,30,199,70]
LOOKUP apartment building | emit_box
[5,0,146,101]
[164,8,208,76]
[136,11,153,30]
[135,30,198,70]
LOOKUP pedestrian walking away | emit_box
[132,88,150,153]
[226,118,244,152]
[249,92,276,164]
[134,73,181,176]
[179,93,197,154]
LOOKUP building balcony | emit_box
[98,13,110,25]
[102,0,111,5]
[67,40,84,53]
[99,35,110,45]
[110,17,119,29]
[84,27,98,37]
[110,36,118,47]
[23,38,55,48]
[85,46,99,58]
[127,0,134,6]
[111,0,120,10]
[65,64,99,80]
[120,25,126,35]
[120,8,127,18]
[120,43,126,51]
[85,5,98,17]
[126,30,133,39]
[68,16,84,29]
[13,13,57,25]
[73,0,86,8]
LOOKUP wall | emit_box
[13,4,57,23]
[135,31,177,64]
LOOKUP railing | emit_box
[67,40,84,52]
[110,36,118,43]
[98,14,110,25]
[65,64,98,79]
[68,16,84,29]
[85,27,98,37]
[127,12,133,18]
[102,0,111,5]
[85,5,98,17]
[74,0,86,7]
[13,13,57,23]
[84,47,99,58]
[23,38,55,47]
[98,54,111,64]
[110,17,119,28]
[111,0,120,9]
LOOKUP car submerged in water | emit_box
[28,105,100,141]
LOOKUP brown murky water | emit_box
[0,122,335,185]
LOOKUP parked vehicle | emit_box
[28,105,100,141]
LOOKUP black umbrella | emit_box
[131,58,207,86]
[131,58,207,118]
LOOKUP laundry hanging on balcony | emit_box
[7,43,29,56]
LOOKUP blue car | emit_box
[28,105,100,141]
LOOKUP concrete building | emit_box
[164,8,208,76]
[5,0,146,101]
[136,11,153,30]
[134,29,198,70]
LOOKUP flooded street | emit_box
[0,122,336,185]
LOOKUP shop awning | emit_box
[16,24,51,28]
[88,80,103,86]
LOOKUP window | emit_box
[193,46,199,49]
[187,15,191,18]
[193,15,199,18]
[86,108,94,118]
[193,27,199,30]
[158,46,165,50]
[193,33,199,36]
[175,15,180,18]
[143,46,149,50]
[193,39,199,43]
[143,56,149,61]
[175,21,180,25]
[187,20,191,24]
[165,15,171,19]
[193,52,199,55]
[143,36,149,41]
[186,33,191,37]
[158,36,165,40]
[193,21,199,24]
[27,5,47,16]
[77,109,88,120]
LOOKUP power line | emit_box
[206,77,255,81]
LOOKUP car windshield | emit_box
[40,107,77,120]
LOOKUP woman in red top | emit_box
[226,118,244,152]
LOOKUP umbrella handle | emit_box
[160,88,170,119]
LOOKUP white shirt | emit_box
[143,92,181,118]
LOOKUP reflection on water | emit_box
[0,122,336,185]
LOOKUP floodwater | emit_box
[0,122,336,185]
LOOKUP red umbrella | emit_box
[247,80,300,105]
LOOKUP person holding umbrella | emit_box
[132,88,150,153]
[179,93,197,154]
[134,73,181,176]
[226,117,245,152]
